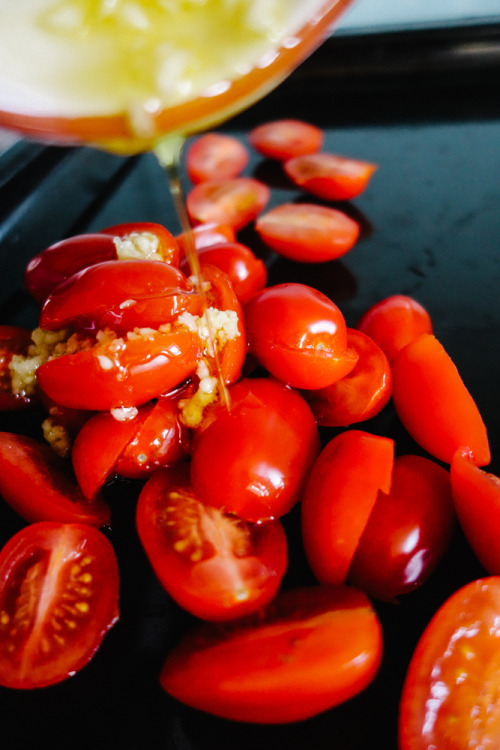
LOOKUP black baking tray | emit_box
[1,22,499,749]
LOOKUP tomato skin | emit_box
[186,132,249,183]
[302,328,392,426]
[190,377,320,523]
[399,576,500,749]
[186,177,270,231]
[136,466,288,622]
[357,295,433,363]
[451,448,500,575]
[284,153,377,201]
[391,334,490,466]
[349,455,455,602]
[248,119,324,161]
[0,432,110,527]
[0,325,34,411]
[100,221,181,267]
[255,203,359,263]
[301,430,394,586]
[175,222,236,258]
[244,283,358,390]
[0,521,119,689]
[160,584,382,724]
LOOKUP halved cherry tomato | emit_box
[0,432,110,527]
[451,447,500,574]
[349,455,455,602]
[160,584,382,723]
[357,295,433,363]
[181,241,267,305]
[100,221,181,267]
[190,377,320,523]
[248,119,324,161]
[185,132,249,184]
[136,465,288,622]
[175,222,236,258]
[399,576,500,749]
[391,334,490,466]
[302,328,392,426]
[0,521,119,689]
[244,283,358,390]
[0,325,34,410]
[39,259,202,334]
[186,177,270,231]
[36,326,202,411]
[301,430,394,586]
[284,153,377,201]
[255,203,359,262]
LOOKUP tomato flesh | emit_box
[186,177,270,231]
[284,152,377,201]
[248,119,324,161]
[186,132,249,183]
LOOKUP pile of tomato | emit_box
[0,119,499,746]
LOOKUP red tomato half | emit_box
[391,334,490,466]
[284,153,377,201]
[175,223,236,258]
[301,430,394,586]
[303,328,392,426]
[161,585,382,723]
[190,377,320,523]
[399,577,500,749]
[0,522,119,689]
[0,432,110,527]
[357,294,433,363]
[248,119,324,161]
[186,177,270,231]
[349,455,455,601]
[451,448,500,574]
[255,203,359,263]
[0,325,34,411]
[136,466,288,621]
[186,132,249,184]
[244,283,358,390]
[100,221,181,266]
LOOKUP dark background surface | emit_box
[0,22,499,749]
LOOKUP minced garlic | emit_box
[178,359,219,428]
[175,308,240,357]
[114,232,162,261]
[42,417,71,457]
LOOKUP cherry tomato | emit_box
[186,177,270,231]
[349,455,455,601]
[190,377,320,523]
[100,221,181,266]
[186,132,249,184]
[284,153,377,201]
[451,447,500,575]
[255,203,359,262]
[302,328,392,426]
[39,259,202,334]
[160,584,382,723]
[175,222,236,259]
[36,326,202,411]
[136,466,288,622]
[244,283,358,390]
[391,334,490,466]
[0,432,110,527]
[357,294,433,363]
[0,325,34,411]
[301,430,394,586]
[181,241,267,305]
[0,521,119,689]
[399,576,500,749]
[248,119,324,161]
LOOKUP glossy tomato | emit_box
[175,222,236,258]
[100,221,181,266]
[399,577,500,749]
[136,466,288,621]
[302,327,392,426]
[255,203,359,262]
[0,432,110,527]
[185,132,249,184]
[190,377,320,523]
[349,455,455,601]
[244,283,358,390]
[0,521,119,689]
[391,334,490,466]
[301,430,394,586]
[248,119,323,161]
[160,585,382,723]
[0,325,33,411]
[284,152,377,201]
[357,294,433,363]
[186,177,270,231]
